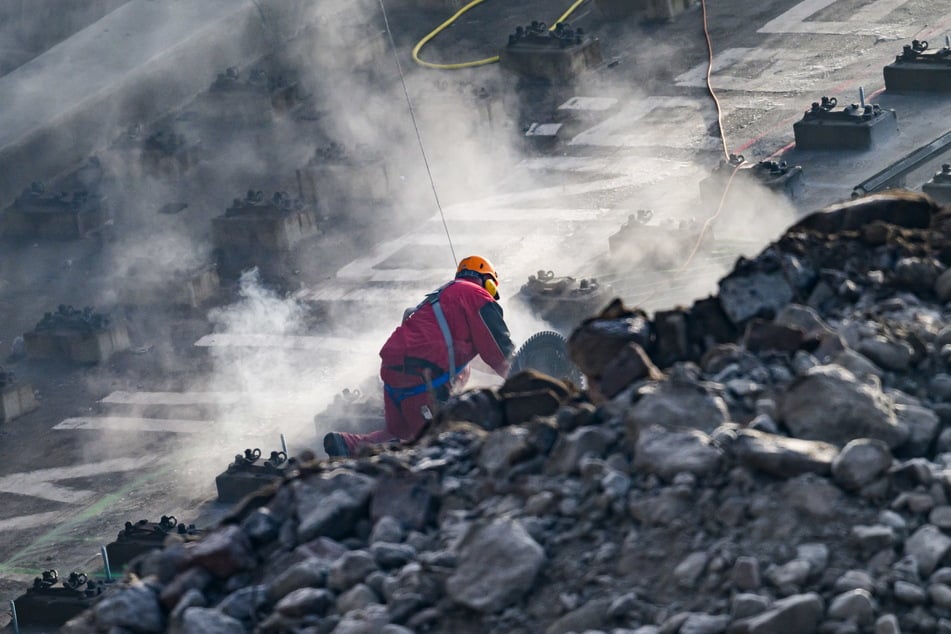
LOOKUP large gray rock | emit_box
[778,365,907,448]
[370,542,416,569]
[169,589,205,625]
[297,470,376,541]
[875,614,901,634]
[328,550,378,591]
[633,425,724,480]
[674,551,709,588]
[935,267,951,302]
[732,557,761,591]
[929,583,951,609]
[782,473,843,520]
[827,589,876,625]
[732,594,770,619]
[189,525,255,578]
[266,558,329,603]
[547,426,616,475]
[832,349,885,379]
[731,428,838,478]
[218,585,268,621]
[446,519,545,612]
[797,543,829,575]
[718,267,795,326]
[744,592,823,634]
[857,336,914,372]
[851,525,895,552]
[893,580,927,604]
[894,256,943,293]
[894,404,940,456]
[626,382,729,434]
[765,559,811,589]
[905,524,951,576]
[370,516,405,544]
[274,587,334,618]
[93,582,164,632]
[545,598,611,634]
[931,506,951,530]
[832,439,893,490]
[337,584,380,613]
[679,613,730,634]
[834,570,875,593]
[181,607,245,634]
[479,426,532,477]
[775,304,832,337]
[628,488,694,526]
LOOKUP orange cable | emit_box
[701,0,729,162]
[678,0,739,272]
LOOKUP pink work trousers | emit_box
[338,366,442,456]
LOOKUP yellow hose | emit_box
[412,0,589,70]
[552,0,588,26]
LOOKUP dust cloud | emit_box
[6,0,807,497]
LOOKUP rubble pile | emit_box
[69,191,951,634]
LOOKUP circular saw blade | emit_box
[507,330,583,386]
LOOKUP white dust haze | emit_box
[5,0,808,502]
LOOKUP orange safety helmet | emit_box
[456,255,500,299]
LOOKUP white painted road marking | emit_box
[100,390,313,407]
[558,96,619,113]
[101,391,247,406]
[0,457,154,504]
[194,333,375,353]
[758,0,915,37]
[570,97,721,151]
[54,416,219,434]
[0,511,69,532]
[675,47,851,93]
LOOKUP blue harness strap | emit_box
[384,363,468,405]
[388,281,465,406]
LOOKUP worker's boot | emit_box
[323,432,350,458]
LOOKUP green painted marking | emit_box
[0,565,44,577]
[1,462,177,568]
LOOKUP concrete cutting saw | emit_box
[507,330,583,386]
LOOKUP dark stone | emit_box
[503,389,564,425]
[296,470,376,541]
[688,297,739,350]
[653,308,692,367]
[732,428,838,478]
[159,567,215,610]
[743,319,806,354]
[370,472,439,531]
[600,342,664,398]
[568,298,652,379]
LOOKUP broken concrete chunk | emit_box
[832,438,893,490]
[627,381,729,435]
[632,425,724,480]
[905,524,951,576]
[778,365,907,448]
[732,428,838,478]
[718,265,795,326]
[743,592,823,634]
[446,519,545,612]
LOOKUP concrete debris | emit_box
[71,193,951,634]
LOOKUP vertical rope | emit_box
[378,0,458,266]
